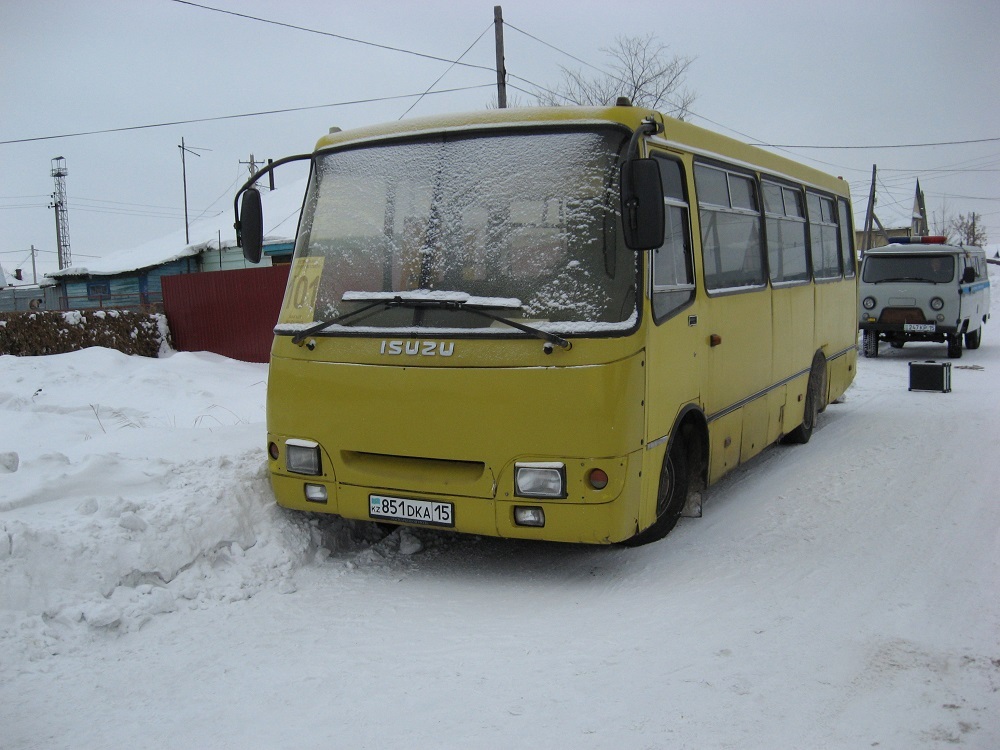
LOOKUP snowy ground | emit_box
[2,281,999,749]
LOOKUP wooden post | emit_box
[494,6,507,108]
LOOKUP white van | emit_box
[858,237,991,358]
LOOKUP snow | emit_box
[342,289,525,308]
[2,274,999,749]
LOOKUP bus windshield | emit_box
[862,254,954,284]
[281,128,636,335]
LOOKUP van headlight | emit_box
[862,296,877,310]
[514,462,566,499]
[285,439,322,475]
[930,297,944,311]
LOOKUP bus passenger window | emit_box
[695,164,765,292]
[808,193,841,279]
[763,179,809,284]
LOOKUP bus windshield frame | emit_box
[275,125,640,339]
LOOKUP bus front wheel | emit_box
[622,440,689,547]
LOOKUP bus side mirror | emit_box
[620,158,664,251]
[963,266,976,283]
[238,188,264,264]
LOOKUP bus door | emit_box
[762,180,813,440]
[693,163,772,481]
[644,153,701,448]
[809,194,856,398]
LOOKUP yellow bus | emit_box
[235,104,857,545]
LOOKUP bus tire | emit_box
[783,354,825,445]
[621,440,689,547]
[947,333,963,358]
[965,327,982,350]
[862,330,879,358]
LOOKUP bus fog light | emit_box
[588,468,609,490]
[286,439,321,475]
[514,463,566,498]
[304,483,328,503]
[514,507,545,527]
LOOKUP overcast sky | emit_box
[2,0,998,279]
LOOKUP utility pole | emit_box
[494,6,507,108]
[861,164,876,256]
[860,164,889,256]
[240,153,274,189]
[49,157,72,269]
[179,138,210,244]
[29,245,38,284]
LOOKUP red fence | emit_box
[162,265,290,363]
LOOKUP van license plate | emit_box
[369,495,454,527]
[904,323,936,332]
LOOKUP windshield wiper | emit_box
[292,292,571,350]
[290,300,391,345]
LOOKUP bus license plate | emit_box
[904,323,936,332]
[369,494,454,527]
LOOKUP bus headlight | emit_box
[514,462,566,498]
[930,297,944,311]
[862,296,877,310]
[285,439,322,475]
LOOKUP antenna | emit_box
[49,157,72,269]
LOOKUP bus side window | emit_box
[807,192,841,280]
[651,155,694,322]
[762,179,809,284]
[695,164,765,292]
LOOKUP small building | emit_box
[45,181,301,311]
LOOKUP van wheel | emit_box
[621,440,688,547]
[947,334,963,358]
[965,327,982,350]
[784,355,825,445]
[862,330,879,358]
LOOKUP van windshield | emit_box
[279,127,637,336]
[862,254,954,284]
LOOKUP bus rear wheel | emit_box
[783,355,825,445]
[622,441,689,547]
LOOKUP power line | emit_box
[0,84,496,145]
[752,136,1000,150]
[399,23,494,120]
[503,21,607,76]
[169,0,495,74]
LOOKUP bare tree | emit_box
[535,35,696,119]
[948,212,988,246]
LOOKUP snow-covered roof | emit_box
[47,180,305,278]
